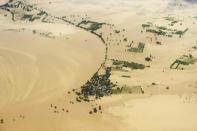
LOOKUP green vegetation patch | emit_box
[112,60,145,70]
[142,21,188,37]
[164,16,179,26]
[121,75,131,78]
[173,28,188,36]
[170,54,197,69]
[75,68,116,100]
[146,29,167,36]
[21,14,40,22]
[112,86,144,94]
[164,16,175,21]
[142,23,151,28]
[78,20,104,32]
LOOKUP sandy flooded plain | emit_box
[0,0,197,131]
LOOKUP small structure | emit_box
[127,42,145,53]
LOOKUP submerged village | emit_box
[0,0,197,129]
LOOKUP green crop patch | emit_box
[112,60,145,70]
